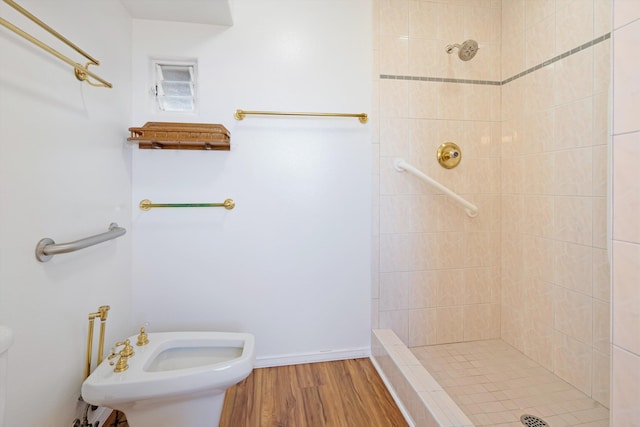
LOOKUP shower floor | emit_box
[411,340,609,427]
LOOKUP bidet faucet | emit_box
[108,339,134,373]
[136,327,149,346]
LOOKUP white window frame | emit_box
[151,59,198,114]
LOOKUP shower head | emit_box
[445,39,478,61]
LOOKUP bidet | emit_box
[81,331,255,427]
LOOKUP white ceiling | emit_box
[119,0,233,26]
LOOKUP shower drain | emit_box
[520,414,549,427]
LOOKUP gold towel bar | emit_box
[234,109,368,124]
[0,0,112,88]
[139,199,236,211]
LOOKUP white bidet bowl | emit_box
[81,331,255,427]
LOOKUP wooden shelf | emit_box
[128,122,230,151]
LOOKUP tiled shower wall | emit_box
[372,0,503,346]
[611,1,640,424]
[372,0,613,408]
[499,0,611,407]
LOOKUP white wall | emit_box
[131,0,373,364]
[0,0,133,426]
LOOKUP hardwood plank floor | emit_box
[103,358,408,427]
[220,358,408,427]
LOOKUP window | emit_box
[153,61,197,113]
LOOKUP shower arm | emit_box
[445,43,461,53]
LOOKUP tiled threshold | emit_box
[371,329,609,427]
[371,329,474,426]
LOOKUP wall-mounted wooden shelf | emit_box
[128,122,230,150]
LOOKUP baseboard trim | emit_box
[255,347,370,368]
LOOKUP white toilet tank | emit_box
[0,326,14,427]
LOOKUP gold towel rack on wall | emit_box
[234,109,368,124]
[0,0,112,88]
[139,199,236,211]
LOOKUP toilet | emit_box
[81,331,255,427]
[0,326,14,427]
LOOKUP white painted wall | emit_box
[0,0,133,425]
[131,0,373,364]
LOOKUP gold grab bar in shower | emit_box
[0,0,112,88]
[234,109,368,124]
[139,199,236,211]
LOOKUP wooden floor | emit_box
[221,358,408,427]
[104,358,408,427]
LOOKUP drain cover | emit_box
[520,414,549,427]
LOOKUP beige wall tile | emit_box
[408,0,438,39]
[524,0,555,29]
[592,247,611,302]
[553,331,593,395]
[555,241,593,296]
[434,269,465,307]
[594,41,611,94]
[379,0,409,36]
[592,145,608,198]
[379,309,409,344]
[592,349,611,408]
[613,19,640,134]
[408,81,439,118]
[436,3,466,42]
[380,79,409,117]
[463,303,500,341]
[554,49,594,106]
[556,0,595,54]
[553,147,593,196]
[436,306,464,343]
[525,15,555,69]
[613,0,640,29]
[595,0,612,37]
[612,346,640,425]
[380,272,410,311]
[554,286,594,345]
[408,39,439,78]
[612,241,640,355]
[380,233,410,272]
[553,97,594,150]
[613,132,640,242]
[593,299,611,355]
[408,271,438,309]
[592,196,608,249]
[379,36,409,75]
[409,308,438,347]
[555,196,593,246]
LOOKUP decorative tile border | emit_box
[379,75,500,86]
[380,32,611,86]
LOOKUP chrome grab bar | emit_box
[394,158,478,218]
[35,223,126,262]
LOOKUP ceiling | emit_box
[119,0,233,26]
